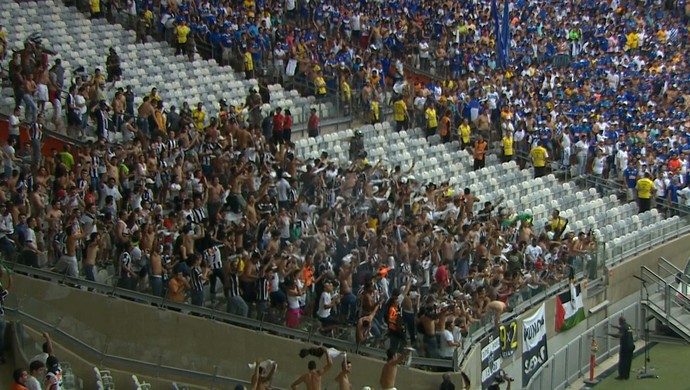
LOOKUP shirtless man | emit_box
[83,232,100,282]
[36,64,50,113]
[334,355,352,390]
[291,346,332,390]
[55,219,87,278]
[206,176,225,220]
[379,348,411,390]
[149,240,164,297]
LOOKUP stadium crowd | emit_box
[1,0,690,364]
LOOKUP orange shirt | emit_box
[474,140,488,160]
[387,304,400,331]
[303,265,314,288]
[166,277,187,303]
[10,383,28,390]
[669,158,682,171]
[440,116,451,137]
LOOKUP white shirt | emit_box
[26,376,42,390]
[486,91,499,109]
[419,42,430,58]
[9,114,20,136]
[616,149,628,169]
[0,214,13,239]
[592,156,605,175]
[276,178,290,202]
[561,132,572,149]
[654,178,665,197]
[286,0,296,10]
[101,185,122,208]
[439,329,456,358]
[75,94,87,115]
[575,140,588,155]
[352,14,361,31]
[525,244,542,264]
[25,228,37,251]
[317,291,332,318]
[274,47,286,66]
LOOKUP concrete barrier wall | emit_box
[9,234,690,390]
[9,276,461,390]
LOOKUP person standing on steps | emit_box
[308,108,320,138]
[609,316,635,380]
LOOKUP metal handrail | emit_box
[525,302,639,389]
[640,265,690,338]
[6,262,453,369]
[7,307,260,389]
[658,256,685,277]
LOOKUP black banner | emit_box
[480,329,502,390]
[499,320,518,358]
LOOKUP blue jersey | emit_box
[623,167,638,188]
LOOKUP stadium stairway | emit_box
[640,262,690,343]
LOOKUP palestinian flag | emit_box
[555,282,586,332]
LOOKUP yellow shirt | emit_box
[176,25,190,44]
[502,136,513,156]
[314,76,326,95]
[370,101,380,122]
[393,100,407,122]
[147,93,161,104]
[192,109,205,130]
[636,178,654,199]
[530,146,547,167]
[244,52,254,71]
[426,107,437,128]
[549,217,566,232]
[369,217,378,233]
[459,124,471,143]
[91,0,100,13]
[341,81,351,101]
[626,32,639,50]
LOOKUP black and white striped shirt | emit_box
[96,153,107,176]
[227,273,241,297]
[257,277,270,302]
[29,122,44,141]
[191,266,204,291]
[191,207,206,224]
[166,138,178,152]
[204,246,223,270]
[200,142,217,166]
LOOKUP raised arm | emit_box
[291,373,307,390]
[319,346,333,375]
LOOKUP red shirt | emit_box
[272,113,284,132]
[435,265,449,289]
[284,115,292,129]
[308,113,319,130]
